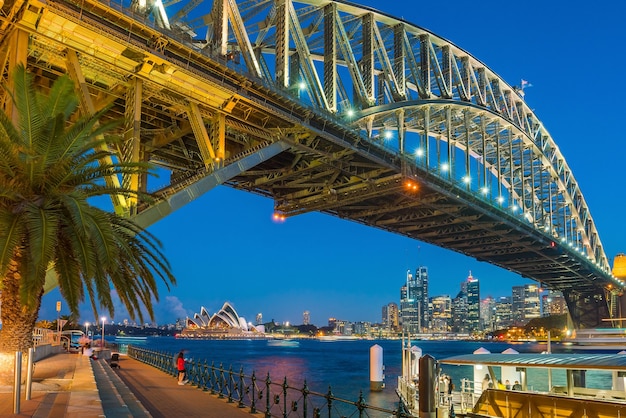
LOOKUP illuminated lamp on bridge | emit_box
[272,212,286,223]
[404,179,419,192]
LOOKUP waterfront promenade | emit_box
[0,352,255,417]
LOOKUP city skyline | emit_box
[40,0,626,325]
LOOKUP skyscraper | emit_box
[400,270,420,334]
[382,302,399,331]
[466,272,480,332]
[523,284,541,321]
[511,285,525,325]
[430,295,451,332]
[415,266,429,330]
[303,311,310,325]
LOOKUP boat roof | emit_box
[439,353,626,371]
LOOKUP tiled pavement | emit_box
[0,352,255,417]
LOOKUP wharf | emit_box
[0,352,255,418]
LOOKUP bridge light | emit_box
[462,176,470,184]
[298,81,306,90]
[346,108,355,118]
[481,187,488,195]
[511,204,519,212]
[441,163,449,172]
[384,131,393,139]
[404,180,418,191]
[415,148,424,157]
[272,212,286,223]
[550,241,556,248]
[497,196,504,204]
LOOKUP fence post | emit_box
[238,366,245,408]
[265,372,272,418]
[302,380,309,418]
[282,376,288,418]
[250,371,257,414]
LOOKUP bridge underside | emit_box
[2,0,612,328]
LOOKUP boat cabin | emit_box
[439,352,626,417]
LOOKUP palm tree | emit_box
[0,65,176,361]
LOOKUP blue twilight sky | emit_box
[41,0,626,326]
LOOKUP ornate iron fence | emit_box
[128,345,417,418]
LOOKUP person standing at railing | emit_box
[177,351,189,385]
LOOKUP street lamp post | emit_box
[101,317,106,348]
[84,322,90,338]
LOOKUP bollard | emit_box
[14,351,22,414]
[26,347,34,400]
[418,354,436,418]
[369,344,384,391]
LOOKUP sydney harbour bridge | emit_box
[0,0,622,328]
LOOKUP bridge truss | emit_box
[0,0,620,327]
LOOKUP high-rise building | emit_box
[511,285,525,325]
[303,311,310,325]
[430,295,451,332]
[415,266,429,330]
[494,296,513,329]
[543,290,568,316]
[524,284,541,321]
[400,270,420,334]
[466,272,480,332]
[256,313,263,325]
[382,302,399,331]
[480,296,496,331]
[451,289,468,333]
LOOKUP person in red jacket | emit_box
[177,351,188,385]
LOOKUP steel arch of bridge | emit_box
[1,0,620,327]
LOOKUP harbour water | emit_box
[117,337,616,410]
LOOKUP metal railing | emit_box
[32,327,57,347]
[129,346,417,418]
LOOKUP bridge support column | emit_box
[65,49,127,214]
[3,28,28,124]
[563,289,611,329]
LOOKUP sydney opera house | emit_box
[179,302,266,339]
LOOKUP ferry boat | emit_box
[561,328,626,351]
[397,344,626,417]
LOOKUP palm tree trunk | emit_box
[0,257,42,352]
[0,258,42,385]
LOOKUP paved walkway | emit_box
[114,357,255,418]
[0,352,102,417]
[0,352,256,417]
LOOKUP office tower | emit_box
[495,296,513,329]
[430,295,451,332]
[524,284,541,321]
[451,289,468,333]
[415,266,429,330]
[382,302,399,331]
[480,296,496,331]
[511,285,525,325]
[256,313,263,325]
[303,311,310,325]
[543,290,568,316]
[466,272,480,332]
[400,270,420,334]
